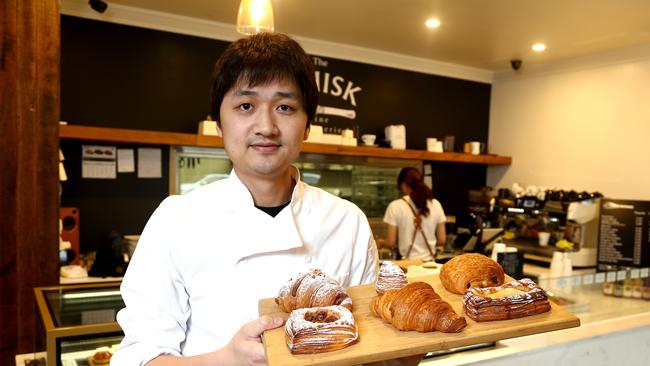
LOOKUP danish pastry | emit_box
[370,282,467,333]
[463,278,551,322]
[376,261,408,294]
[439,253,505,294]
[276,269,352,312]
[285,305,358,354]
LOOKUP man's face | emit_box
[219,78,309,181]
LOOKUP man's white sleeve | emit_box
[112,197,190,365]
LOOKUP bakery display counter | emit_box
[34,283,124,366]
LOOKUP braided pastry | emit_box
[464,278,551,322]
[370,282,467,333]
[376,261,408,294]
[439,253,505,294]
[275,269,352,312]
[285,305,358,354]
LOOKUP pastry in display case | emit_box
[34,282,124,366]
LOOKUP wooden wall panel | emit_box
[0,0,60,363]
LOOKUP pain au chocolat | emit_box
[439,253,505,294]
[285,305,358,354]
[463,278,551,322]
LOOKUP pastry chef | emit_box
[378,167,447,261]
[112,33,378,365]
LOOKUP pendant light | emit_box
[236,0,274,35]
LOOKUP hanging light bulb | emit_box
[237,0,274,35]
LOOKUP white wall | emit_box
[487,46,650,200]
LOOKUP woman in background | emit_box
[379,167,447,261]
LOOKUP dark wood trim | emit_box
[60,124,512,165]
[0,0,60,363]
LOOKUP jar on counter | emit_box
[623,279,634,298]
[602,281,614,296]
[613,282,624,297]
[643,286,650,301]
[632,280,643,299]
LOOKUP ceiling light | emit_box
[532,43,546,52]
[237,0,274,35]
[425,18,441,29]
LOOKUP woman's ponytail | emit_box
[397,167,434,216]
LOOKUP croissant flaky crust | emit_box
[376,261,408,294]
[285,305,358,354]
[439,253,505,294]
[370,282,467,333]
[463,278,551,322]
[275,269,352,312]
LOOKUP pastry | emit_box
[370,281,467,333]
[276,269,352,312]
[439,253,505,294]
[463,278,551,322]
[285,305,358,354]
[376,261,408,294]
[89,350,111,365]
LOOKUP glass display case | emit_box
[34,282,124,366]
[170,146,421,219]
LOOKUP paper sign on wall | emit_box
[117,149,135,173]
[137,148,162,178]
[82,145,116,179]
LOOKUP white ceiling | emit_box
[92,0,650,71]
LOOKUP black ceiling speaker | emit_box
[89,0,108,13]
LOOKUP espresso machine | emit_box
[564,199,600,267]
[497,188,602,268]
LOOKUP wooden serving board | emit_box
[258,275,580,366]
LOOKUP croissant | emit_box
[285,305,358,354]
[439,253,505,294]
[370,282,467,333]
[276,269,352,312]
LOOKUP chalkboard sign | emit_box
[598,198,650,270]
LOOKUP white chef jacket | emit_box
[112,167,378,365]
[383,196,446,261]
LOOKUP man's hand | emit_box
[147,316,284,366]
[222,316,285,366]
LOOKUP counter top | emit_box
[420,279,650,365]
[59,276,122,285]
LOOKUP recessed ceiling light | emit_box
[532,43,546,52]
[425,18,441,29]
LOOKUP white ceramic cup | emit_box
[538,232,551,247]
[426,138,438,152]
[491,242,507,261]
[433,141,444,152]
[361,134,376,145]
[562,252,573,276]
[550,251,564,278]
[470,141,481,155]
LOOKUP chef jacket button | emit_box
[304,256,312,263]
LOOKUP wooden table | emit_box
[258,275,580,366]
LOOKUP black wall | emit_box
[60,16,491,254]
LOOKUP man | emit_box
[112,32,378,365]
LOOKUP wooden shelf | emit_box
[59,124,512,165]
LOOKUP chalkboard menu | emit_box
[597,198,650,270]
